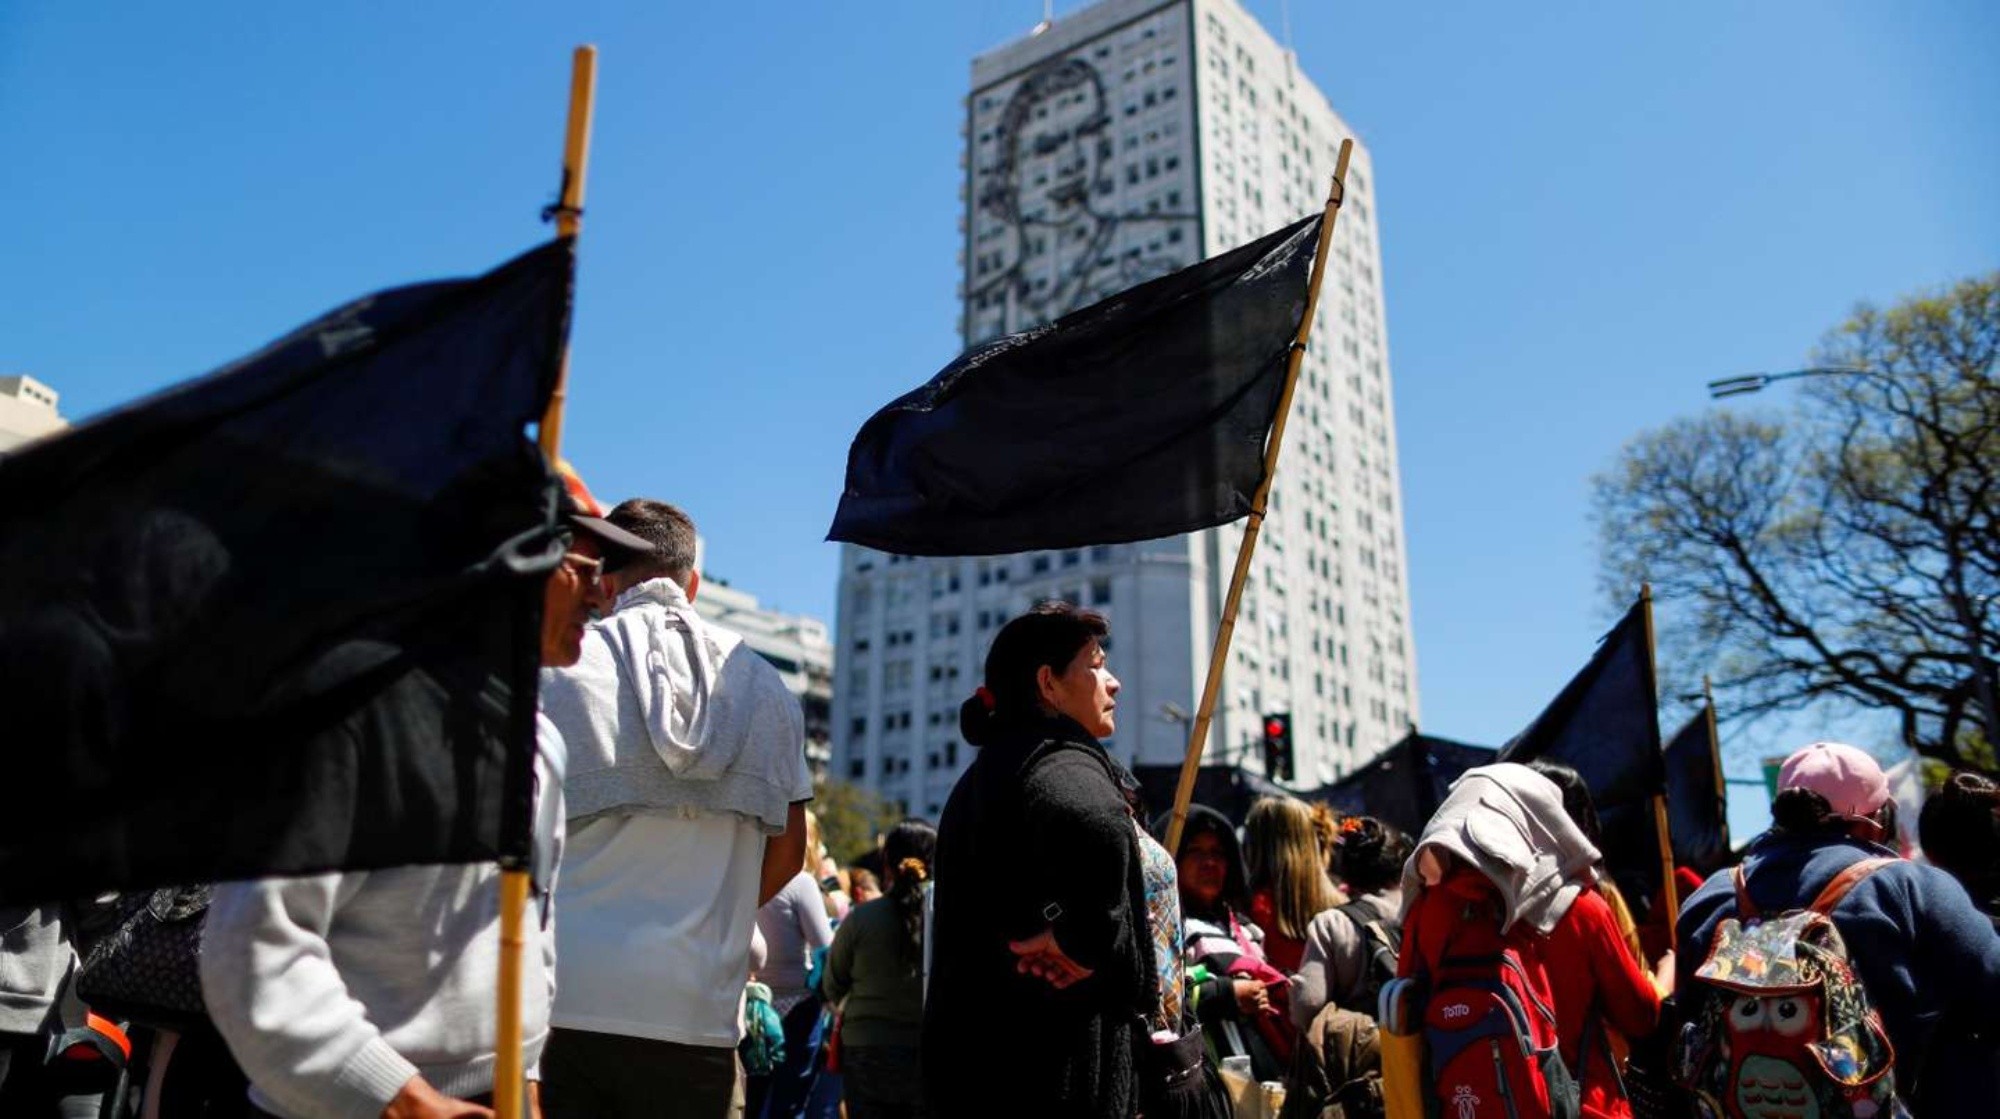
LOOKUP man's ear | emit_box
[686,569,701,603]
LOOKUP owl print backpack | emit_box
[1673,857,1909,1119]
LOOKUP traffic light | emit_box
[1261,712,1293,782]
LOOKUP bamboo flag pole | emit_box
[1164,139,1351,854]
[499,44,596,1119]
[1640,583,1681,927]
[536,45,597,460]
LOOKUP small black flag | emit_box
[1499,600,1667,905]
[1318,732,1497,839]
[1664,704,1729,875]
[828,215,1321,556]
[0,240,573,904]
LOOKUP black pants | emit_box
[542,1028,741,1119]
[841,1045,924,1119]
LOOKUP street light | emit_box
[1706,366,1866,399]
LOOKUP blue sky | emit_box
[5,2,1995,838]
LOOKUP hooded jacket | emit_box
[1399,762,1601,935]
[0,905,70,1035]
[1168,804,1289,1079]
[542,577,802,833]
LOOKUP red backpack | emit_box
[1414,895,1580,1119]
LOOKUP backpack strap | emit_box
[1731,864,1759,920]
[1808,856,1898,915]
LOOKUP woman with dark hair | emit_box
[1172,804,1289,1083]
[1291,816,1410,1031]
[1677,741,2000,1116]
[921,603,1169,1119]
[1520,760,1668,1119]
[823,819,936,1119]
[1920,770,2000,924]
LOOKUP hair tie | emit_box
[897,857,929,884]
[974,685,996,712]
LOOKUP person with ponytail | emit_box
[922,602,1167,1119]
[1519,760,1668,1119]
[823,819,936,1119]
[1676,741,2000,1116]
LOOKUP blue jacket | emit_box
[1676,832,2000,1113]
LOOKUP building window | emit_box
[1032,555,1051,574]
[1090,580,1112,606]
[851,716,867,736]
[848,759,865,779]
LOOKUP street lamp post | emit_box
[1705,366,1865,399]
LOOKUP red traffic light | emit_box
[1265,718,1286,739]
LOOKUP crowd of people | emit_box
[2,501,1999,1118]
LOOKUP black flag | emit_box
[828,215,1321,555]
[1317,732,1497,838]
[1498,600,1667,907]
[0,240,573,904]
[1664,704,1729,875]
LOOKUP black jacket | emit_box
[921,714,1156,1119]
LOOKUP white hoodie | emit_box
[543,577,803,834]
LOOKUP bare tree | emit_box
[1595,274,1999,769]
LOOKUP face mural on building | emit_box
[971,55,1198,329]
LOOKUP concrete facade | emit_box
[0,375,67,452]
[832,0,1418,816]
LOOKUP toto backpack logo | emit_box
[1442,1002,1472,1020]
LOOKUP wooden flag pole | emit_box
[500,44,596,1119]
[1640,583,1680,927]
[1702,674,1728,855]
[1164,140,1351,854]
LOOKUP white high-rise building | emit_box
[832,0,1418,816]
[0,375,66,452]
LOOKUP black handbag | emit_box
[1137,1022,1232,1119]
[75,885,212,1027]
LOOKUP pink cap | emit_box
[1778,741,1890,819]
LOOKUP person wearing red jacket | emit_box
[1523,761,1673,1119]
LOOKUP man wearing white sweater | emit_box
[538,499,811,1119]
[201,493,654,1119]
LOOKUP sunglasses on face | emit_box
[561,552,606,591]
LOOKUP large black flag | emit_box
[1316,732,1497,838]
[827,215,1321,556]
[0,240,572,904]
[1664,703,1730,875]
[1498,600,1667,908]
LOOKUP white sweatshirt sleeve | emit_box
[201,874,418,1119]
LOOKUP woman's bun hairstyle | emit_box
[1331,815,1412,895]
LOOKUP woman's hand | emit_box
[1008,927,1095,989]
[1232,977,1270,1015]
[1652,948,1677,998]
